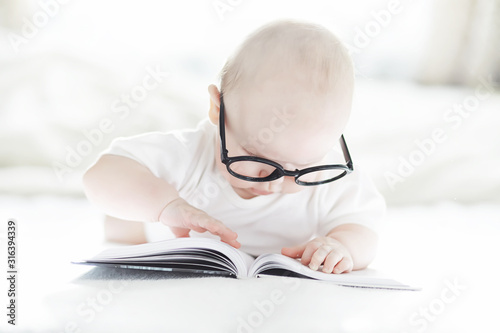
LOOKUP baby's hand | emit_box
[281,237,353,274]
[159,198,241,248]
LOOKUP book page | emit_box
[81,237,256,277]
[249,253,419,290]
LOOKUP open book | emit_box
[73,238,419,290]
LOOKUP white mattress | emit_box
[0,195,498,332]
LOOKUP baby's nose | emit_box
[268,175,293,191]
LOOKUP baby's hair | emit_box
[219,20,354,96]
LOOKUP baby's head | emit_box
[208,20,354,199]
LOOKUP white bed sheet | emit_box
[0,195,498,333]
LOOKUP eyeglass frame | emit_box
[218,93,354,186]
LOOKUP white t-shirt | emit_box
[104,119,386,256]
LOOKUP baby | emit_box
[83,20,385,274]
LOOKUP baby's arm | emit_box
[281,223,378,274]
[84,154,178,223]
[83,154,240,248]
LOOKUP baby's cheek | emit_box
[280,180,304,194]
[216,161,241,185]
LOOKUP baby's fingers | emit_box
[169,226,191,238]
[321,250,344,273]
[196,217,240,248]
[281,244,307,258]
[171,200,240,248]
[308,245,336,271]
[335,258,353,274]
[299,241,323,267]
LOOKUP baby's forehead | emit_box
[236,122,339,167]
[225,90,348,165]
[227,80,349,128]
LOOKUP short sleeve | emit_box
[315,164,386,236]
[100,120,213,193]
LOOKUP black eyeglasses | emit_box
[218,94,353,186]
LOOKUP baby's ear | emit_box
[207,84,220,125]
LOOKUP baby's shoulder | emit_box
[115,118,213,150]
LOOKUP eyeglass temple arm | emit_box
[340,135,353,170]
[219,94,228,159]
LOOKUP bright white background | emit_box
[0,0,498,204]
[0,0,499,332]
